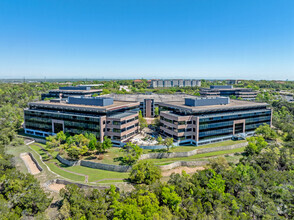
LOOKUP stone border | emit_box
[139,142,247,160]
[80,160,131,172]
[20,152,43,173]
[56,154,80,166]
[43,179,111,193]
[56,154,131,172]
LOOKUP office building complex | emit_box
[151,79,201,88]
[200,85,257,100]
[159,96,271,146]
[41,86,102,100]
[24,93,271,146]
[24,96,139,145]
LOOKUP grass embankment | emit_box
[171,140,246,153]
[24,139,246,183]
[148,147,246,165]
[79,139,246,165]
[30,144,128,183]
[65,165,129,182]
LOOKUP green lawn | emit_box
[30,144,52,161]
[170,140,247,153]
[148,147,246,165]
[64,165,129,182]
[79,139,246,165]
[20,139,246,184]
[46,162,85,182]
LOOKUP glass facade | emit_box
[24,109,101,137]
[198,109,271,140]
[160,104,272,144]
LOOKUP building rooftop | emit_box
[158,99,268,113]
[109,111,138,119]
[29,100,140,113]
[49,89,102,93]
[102,93,195,103]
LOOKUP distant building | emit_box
[150,79,201,88]
[134,79,143,83]
[41,86,102,100]
[226,79,242,85]
[200,85,257,100]
[119,85,130,92]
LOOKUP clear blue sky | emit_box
[0,0,293,80]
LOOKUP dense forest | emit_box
[0,80,294,219]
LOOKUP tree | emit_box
[88,137,97,151]
[157,135,163,144]
[95,141,103,153]
[57,131,67,144]
[102,136,112,152]
[164,137,174,152]
[154,107,159,116]
[138,111,147,131]
[101,89,110,95]
[255,124,278,140]
[244,136,268,156]
[121,142,143,165]
[67,145,81,160]
[161,185,182,212]
[129,160,162,184]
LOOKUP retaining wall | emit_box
[139,142,247,160]
[20,152,43,173]
[80,160,131,172]
[28,152,43,172]
[56,154,80,166]
[56,154,131,172]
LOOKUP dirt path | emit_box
[48,183,66,192]
[162,166,205,177]
[20,154,41,175]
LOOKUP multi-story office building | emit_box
[24,93,272,146]
[159,97,271,146]
[41,86,102,100]
[24,96,139,145]
[200,85,257,100]
[151,79,201,88]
